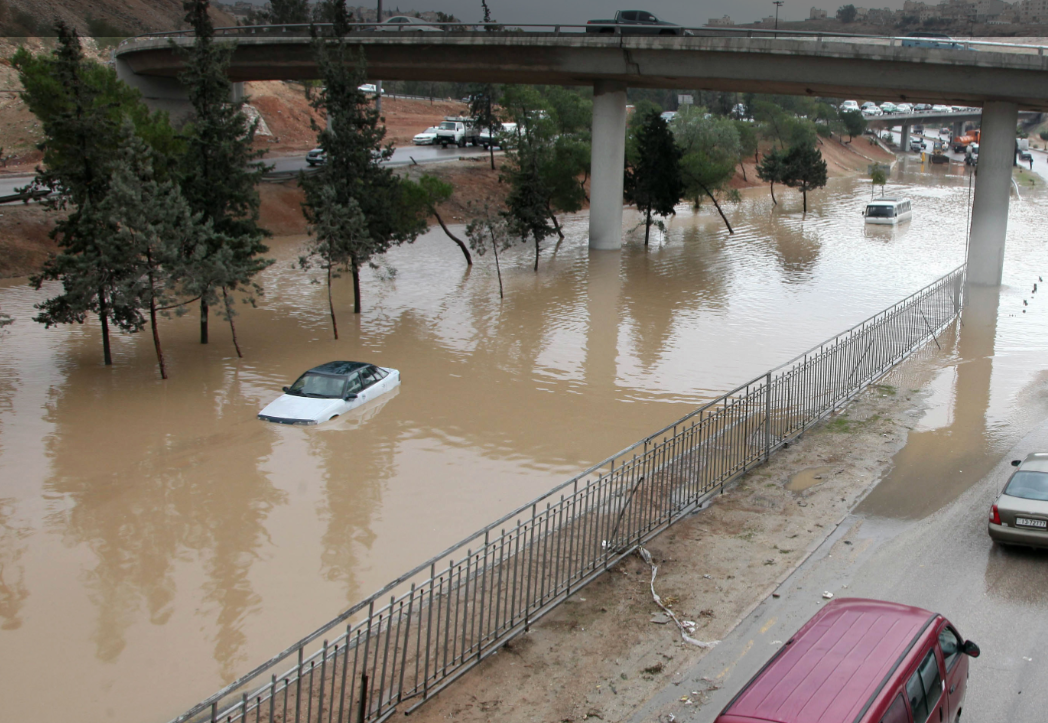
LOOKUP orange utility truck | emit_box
[952,128,981,152]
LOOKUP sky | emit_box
[237,1,914,26]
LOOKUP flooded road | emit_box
[2,158,1048,723]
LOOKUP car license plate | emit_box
[1016,517,1047,529]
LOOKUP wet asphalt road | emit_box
[266,142,490,174]
[0,143,492,199]
[630,418,1048,723]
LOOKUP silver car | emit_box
[375,16,441,32]
[989,453,1048,548]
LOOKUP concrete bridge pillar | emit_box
[116,58,246,126]
[901,122,911,150]
[967,100,1018,287]
[953,120,964,139]
[589,80,628,250]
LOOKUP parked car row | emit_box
[842,100,977,118]
[411,117,521,150]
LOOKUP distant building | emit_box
[866,7,895,24]
[707,15,735,26]
[1020,0,1048,22]
[973,0,1013,20]
[809,7,828,19]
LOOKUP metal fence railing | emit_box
[169,265,965,723]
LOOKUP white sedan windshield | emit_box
[289,373,346,399]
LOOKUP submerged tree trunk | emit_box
[549,209,564,240]
[769,181,778,206]
[146,258,167,380]
[222,288,243,359]
[98,286,112,366]
[644,206,652,247]
[700,183,734,234]
[200,297,209,344]
[534,238,540,272]
[327,262,339,340]
[802,187,808,217]
[352,259,362,314]
[490,229,504,300]
[432,207,472,265]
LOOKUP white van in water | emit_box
[864,197,913,225]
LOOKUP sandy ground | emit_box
[404,344,946,723]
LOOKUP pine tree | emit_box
[625,108,683,247]
[97,123,212,378]
[502,136,555,272]
[301,1,427,315]
[468,83,500,170]
[756,148,787,206]
[178,0,272,354]
[24,23,142,366]
[782,143,829,216]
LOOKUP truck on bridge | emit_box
[585,10,689,35]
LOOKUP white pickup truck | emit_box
[435,117,481,148]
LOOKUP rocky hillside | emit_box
[0,0,234,37]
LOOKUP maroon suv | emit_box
[715,598,979,723]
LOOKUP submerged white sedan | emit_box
[258,361,401,425]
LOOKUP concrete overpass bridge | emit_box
[115,24,1048,286]
[864,110,983,144]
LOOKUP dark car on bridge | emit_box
[586,10,690,36]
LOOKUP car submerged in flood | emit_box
[258,361,401,425]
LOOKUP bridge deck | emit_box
[116,32,1048,111]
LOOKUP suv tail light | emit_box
[990,504,1001,525]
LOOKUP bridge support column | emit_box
[953,120,964,139]
[116,59,246,125]
[967,100,1018,287]
[901,122,911,150]
[589,80,627,251]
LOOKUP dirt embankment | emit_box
[246,81,468,155]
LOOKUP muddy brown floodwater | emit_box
[3,158,1048,723]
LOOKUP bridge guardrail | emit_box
[167,265,965,723]
[117,23,1048,57]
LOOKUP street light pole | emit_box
[773,1,784,32]
[376,0,383,113]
